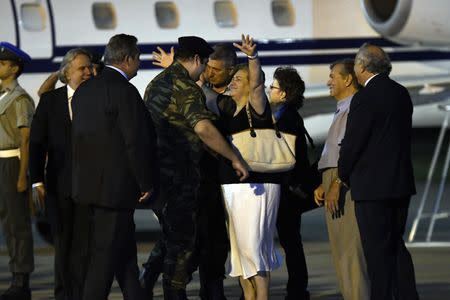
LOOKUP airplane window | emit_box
[271,0,295,26]
[20,3,46,32]
[155,2,179,29]
[92,2,117,30]
[214,1,238,27]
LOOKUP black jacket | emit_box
[71,67,158,209]
[30,86,72,199]
[338,73,416,201]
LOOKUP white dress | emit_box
[221,183,283,279]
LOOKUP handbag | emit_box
[288,127,322,213]
[228,103,296,173]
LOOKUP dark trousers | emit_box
[52,196,74,300]
[50,199,90,300]
[0,157,34,274]
[82,206,144,300]
[197,178,228,299]
[276,187,310,300]
[144,178,199,300]
[354,198,419,300]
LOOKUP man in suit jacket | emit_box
[71,34,157,300]
[29,48,93,300]
[336,43,419,300]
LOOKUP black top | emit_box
[30,86,72,198]
[217,95,309,185]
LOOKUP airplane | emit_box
[1,0,450,241]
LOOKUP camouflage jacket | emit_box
[143,61,215,181]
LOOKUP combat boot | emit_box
[163,283,188,300]
[139,263,161,300]
[0,273,31,300]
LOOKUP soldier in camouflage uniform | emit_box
[0,42,35,300]
[143,36,248,299]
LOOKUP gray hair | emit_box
[355,43,392,75]
[104,34,139,65]
[210,43,237,67]
[330,58,362,90]
[59,48,92,84]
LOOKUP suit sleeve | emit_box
[117,86,157,193]
[29,94,49,184]
[338,92,373,184]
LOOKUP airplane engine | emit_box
[360,0,450,48]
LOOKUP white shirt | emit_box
[364,73,378,86]
[318,95,353,170]
[67,84,75,120]
[106,65,128,80]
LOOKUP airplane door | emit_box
[13,0,53,58]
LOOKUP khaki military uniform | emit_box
[143,61,214,292]
[0,80,35,274]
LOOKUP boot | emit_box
[139,263,161,299]
[163,284,188,300]
[0,273,31,300]
[200,279,226,300]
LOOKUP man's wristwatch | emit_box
[334,177,348,188]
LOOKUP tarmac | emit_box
[0,241,449,299]
[1,178,450,299]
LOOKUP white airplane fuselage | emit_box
[1,0,450,141]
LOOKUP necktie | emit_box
[68,96,73,120]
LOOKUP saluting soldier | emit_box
[0,42,35,300]
[142,36,248,299]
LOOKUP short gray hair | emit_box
[330,58,362,90]
[59,48,92,84]
[104,34,139,65]
[355,43,392,75]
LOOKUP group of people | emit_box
[0,32,419,300]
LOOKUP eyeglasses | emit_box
[269,85,280,90]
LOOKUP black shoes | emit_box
[0,286,31,300]
[139,264,161,299]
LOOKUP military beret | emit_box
[178,36,214,58]
[0,42,31,63]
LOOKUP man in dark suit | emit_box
[71,34,157,300]
[29,48,93,300]
[335,43,419,300]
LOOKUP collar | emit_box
[106,65,128,80]
[336,94,353,113]
[364,73,379,86]
[67,85,75,99]
[271,103,287,121]
[171,61,191,79]
[0,79,18,93]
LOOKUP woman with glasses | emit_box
[268,66,313,300]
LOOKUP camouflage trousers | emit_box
[147,178,200,291]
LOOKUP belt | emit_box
[0,148,20,158]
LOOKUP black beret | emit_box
[178,36,214,58]
[0,42,31,64]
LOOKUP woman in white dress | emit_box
[213,35,283,300]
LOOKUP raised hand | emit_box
[233,34,257,57]
[152,46,174,68]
